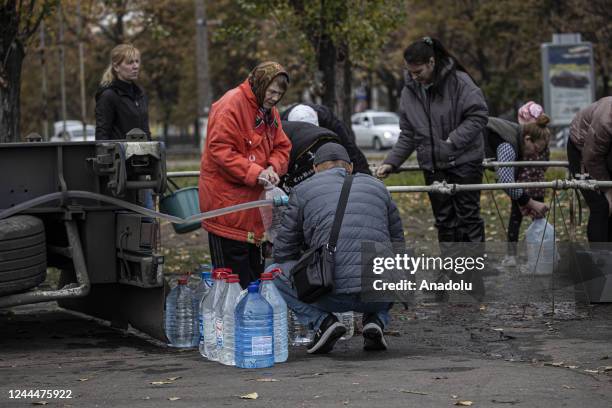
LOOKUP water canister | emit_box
[201,268,230,359]
[525,218,557,275]
[258,180,288,243]
[165,276,196,348]
[235,282,274,369]
[218,274,242,366]
[260,271,288,363]
[192,265,213,347]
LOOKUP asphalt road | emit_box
[1,299,611,407]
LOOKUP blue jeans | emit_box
[142,189,155,210]
[267,263,391,331]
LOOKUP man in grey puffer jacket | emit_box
[272,143,405,354]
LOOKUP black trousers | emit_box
[424,162,485,301]
[208,232,265,289]
[507,196,544,255]
[424,162,485,243]
[567,139,612,242]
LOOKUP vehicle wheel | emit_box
[373,137,383,151]
[0,216,47,296]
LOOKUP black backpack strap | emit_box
[328,174,354,251]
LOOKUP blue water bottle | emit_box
[234,282,274,368]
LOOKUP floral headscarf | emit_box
[247,61,289,108]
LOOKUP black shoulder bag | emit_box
[290,174,354,303]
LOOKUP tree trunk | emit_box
[0,41,24,143]
[318,33,336,112]
[334,40,352,130]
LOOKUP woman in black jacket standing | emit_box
[376,37,489,300]
[377,37,488,244]
[95,43,150,140]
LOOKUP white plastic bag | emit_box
[524,218,557,275]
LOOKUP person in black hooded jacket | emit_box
[279,120,341,192]
[281,103,371,175]
[95,44,150,140]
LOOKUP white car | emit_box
[351,111,400,150]
[50,121,96,142]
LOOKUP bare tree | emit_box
[1,0,54,142]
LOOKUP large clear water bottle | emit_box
[260,271,288,363]
[288,310,313,346]
[218,274,242,366]
[192,266,213,347]
[165,276,196,348]
[525,218,557,275]
[258,180,288,242]
[334,312,354,341]
[201,268,230,360]
[213,272,232,357]
[235,282,274,369]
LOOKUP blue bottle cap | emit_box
[247,282,259,293]
[201,271,212,279]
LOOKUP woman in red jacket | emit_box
[199,62,292,288]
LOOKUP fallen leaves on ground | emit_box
[240,392,259,400]
[491,399,520,404]
[400,389,429,395]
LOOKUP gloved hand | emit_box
[437,139,457,167]
[375,163,394,179]
[520,198,549,219]
[258,166,280,185]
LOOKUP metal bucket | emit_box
[159,186,201,234]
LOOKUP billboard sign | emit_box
[541,42,595,126]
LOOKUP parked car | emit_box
[50,121,95,142]
[351,111,400,150]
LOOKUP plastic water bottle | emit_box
[201,268,230,359]
[334,312,354,341]
[260,271,288,363]
[235,282,274,369]
[525,218,557,275]
[258,180,288,242]
[165,276,196,348]
[218,274,242,366]
[288,310,313,346]
[213,272,233,358]
[192,267,213,347]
